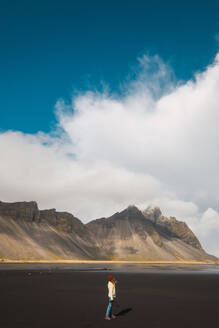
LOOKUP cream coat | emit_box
[108,281,116,300]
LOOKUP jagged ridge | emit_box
[0,201,101,260]
[0,201,217,262]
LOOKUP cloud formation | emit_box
[1,54,219,255]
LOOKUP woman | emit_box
[105,275,117,320]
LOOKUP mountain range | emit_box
[0,200,217,262]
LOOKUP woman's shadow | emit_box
[115,308,132,317]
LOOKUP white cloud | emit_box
[185,208,219,256]
[1,54,219,255]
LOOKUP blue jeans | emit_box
[106,297,113,317]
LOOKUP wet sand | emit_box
[1,264,219,328]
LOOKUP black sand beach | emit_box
[1,264,219,328]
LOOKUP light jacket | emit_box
[108,281,116,300]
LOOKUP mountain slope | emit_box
[87,205,217,262]
[0,201,101,260]
[0,200,217,262]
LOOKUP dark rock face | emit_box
[87,206,163,254]
[143,206,202,250]
[87,205,217,262]
[0,201,217,262]
[39,209,88,236]
[0,201,100,260]
[0,201,40,222]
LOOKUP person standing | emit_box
[105,275,117,320]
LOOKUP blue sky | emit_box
[1,0,219,133]
[2,1,219,255]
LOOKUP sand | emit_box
[1,264,219,328]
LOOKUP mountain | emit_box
[0,200,217,262]
[0,201,101,260]
[87,205,217,262]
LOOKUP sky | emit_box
[1,0,219,255]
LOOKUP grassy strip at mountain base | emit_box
[0,259,218,264]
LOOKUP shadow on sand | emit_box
[116,308,132,317]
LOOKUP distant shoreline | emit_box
[1,260,218,265]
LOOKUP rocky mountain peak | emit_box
[143,206,203,251]
[143,205,162,223]
[0,200,40,221]
[123,205,142,216]
[0,200,217,262]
